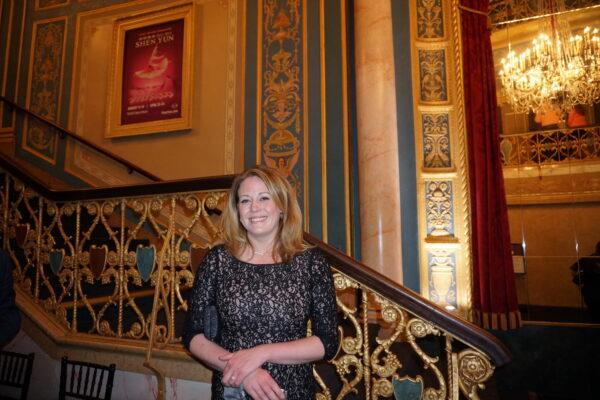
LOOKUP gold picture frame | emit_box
[105,3,193,138]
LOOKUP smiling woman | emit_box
[183,165,339,400]
[221,166,307,264]
[236,176,283,259]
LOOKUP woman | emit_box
[183,165,339,400]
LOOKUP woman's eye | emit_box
[239,199,250,204]
[260,196,270,201]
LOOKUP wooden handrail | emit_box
[304,234,512,366]
[0,152,233,200]
[0,96,161,182]
[0,153,511,367]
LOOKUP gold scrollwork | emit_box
[406,318,446,400]
[0,168,504,398]
[457,349,493,400]
[370,294,405,385]
[325,272,364,399]
[418,49,448,102]
[417,0,444,39]
[422,113,452,168]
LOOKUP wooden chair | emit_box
[0,351,35,400]
[59,357,116,400]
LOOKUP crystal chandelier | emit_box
[498,2,600,115]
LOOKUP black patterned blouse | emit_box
[183,245,339,400]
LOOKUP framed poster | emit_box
[106,4,193,137]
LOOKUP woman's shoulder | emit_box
[200,244,233,267]
[293,246,327,265]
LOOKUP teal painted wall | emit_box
[244,0,419,289]
[244,0,353,254]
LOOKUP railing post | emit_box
[34,197,43,300]
[72,202,81,333]
[361,289,371,399]
[118,200,125,337]
[2,174,9,250]
[144,196,175,400]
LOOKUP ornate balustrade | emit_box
[0,153,509,399]
[500,125,600,167]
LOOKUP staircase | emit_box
[0,97,510,399]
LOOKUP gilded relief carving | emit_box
[489,0,595,26]
[425,181,454,236]
[417,0,444,39]
[427,249,457,308]
[418,49,447,102]
[457,350,493,399]
[25,19,66,163]
[422,113,451,168]
[260,0,303,195]
[36,0,70,10]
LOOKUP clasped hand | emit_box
[219,347,285,400]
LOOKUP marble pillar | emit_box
[354,0,403,283]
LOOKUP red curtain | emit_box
[460,0,521,330]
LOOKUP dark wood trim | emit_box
[0,96,161,182]
[305,233,512,366]
[0,153,233,201]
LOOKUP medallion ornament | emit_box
[136,245,156,282]
[457,350,493,399]
[49,248,65,275]
[89,245,108,280]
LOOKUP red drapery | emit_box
[460,0,521,330]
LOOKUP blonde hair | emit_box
[221,165,308,262]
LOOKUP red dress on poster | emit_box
[132,46,172,93]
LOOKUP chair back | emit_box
[0,351,35,400]
[59,357,116,400]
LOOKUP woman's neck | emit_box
[241,237,279,263]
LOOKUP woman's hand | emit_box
[241,369,285,400]
[219,347,267,387]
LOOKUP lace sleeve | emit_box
[182,246,220,350]
[309,249,339,360]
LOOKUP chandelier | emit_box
[498,2,600,115]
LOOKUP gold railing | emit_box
[500,125,600,167]
[0,158,509,399]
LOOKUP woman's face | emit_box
[237,176,282,243]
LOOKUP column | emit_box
[354,0,403,283]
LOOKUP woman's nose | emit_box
[250,200,261,211]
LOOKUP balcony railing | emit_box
[500,125,600,167]
[0,151,510,399]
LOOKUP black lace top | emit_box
[183,245,339,400]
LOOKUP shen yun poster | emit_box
[106,5,193,137]
[122,20,183,124]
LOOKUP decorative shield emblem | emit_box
[49,249,65,275]
[15,224,30,247]
[392,377,423,400]
[190,246,208,275]
[89,245,108,279]
[136,245,156,282]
